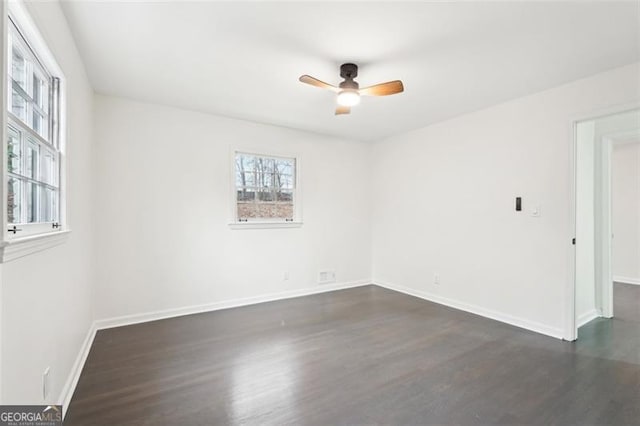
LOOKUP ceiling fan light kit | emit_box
[337,90,360,107]
[299,63,404,115]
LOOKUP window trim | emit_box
[228,146,303,229]
[1,1,70,262]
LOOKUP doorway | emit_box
[573,108,640,339]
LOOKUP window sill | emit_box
[228,222,303,230]
[0,229,71,263]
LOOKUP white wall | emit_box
[612,142,640,282]
[372,63,640,338]
[93,95,372,320]
[1,1,95,405]
[0,7,636,409]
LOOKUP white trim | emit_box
[374,280,564,339]
[599,136,614,318]
[95,279,371,330]
[613,276,640,285]
[0,229,70,262]
[566,119,578,341]
[577,309,600,328]
[228,221,303,230]
[58,322,97,419]
[566,101,640,341]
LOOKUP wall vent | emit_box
[318,270,336,284]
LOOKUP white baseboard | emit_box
[613,275,640,286]
[577,308,600,328]
[374,280,564,339]
[94,279,372,330]
[58,322,97,419]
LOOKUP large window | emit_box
[6,17,61,236]
[235,152,297,222]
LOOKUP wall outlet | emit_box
[434,273,440,285]
[283,271,290,281]
[318,270,336,284]
[42,367,50,400]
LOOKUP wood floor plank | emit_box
[65,284,640,425]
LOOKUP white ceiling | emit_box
[61,1,640,142]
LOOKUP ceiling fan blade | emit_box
[299,75,339,92]
[359,80,404,96]
[335,105,351,115]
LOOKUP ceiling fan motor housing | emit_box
[339,63,359,90]
[339,80,359,90]
[340,63,358,79]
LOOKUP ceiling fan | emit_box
[299,63,404,115]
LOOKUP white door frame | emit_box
[602,130,640,318]
[566,102,640,341]
[599,135,614,319]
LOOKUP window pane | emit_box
[236,171,255,187]
[235,153,296,221]
[275,173,293,190]
[10,46,26,89]
[237,203,292,220]
[276,190,293,202]
[42,81,49,113]
[238,203,293,219]
[275,159,294,176]
[7,127,22,174]
[33,74,49,112]
[237,188,255,202]
[285,175,294,189]
[236,154,255,171]
[11,88,27,120]
[257,157,275,174]
[26,182,38,223]
[52,189,59,221]
[40,186,57,222]
[257,189,275,202]
[237,203,256,219]
[32,111,49,140]
[26,141,39,180]
[278,204,294,219]
[41,149,57,186]
[256,172,274,188]
[7,177,21,224]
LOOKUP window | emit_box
[234,152,298,224]
[6,17,61,237]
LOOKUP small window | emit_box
[234,152,297,223]
[6,17,62,236]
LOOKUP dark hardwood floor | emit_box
[65,284,639,425]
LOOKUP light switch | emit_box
[531,205,541,217]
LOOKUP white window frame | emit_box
[229,147,302,229]
[0,1,69,262]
